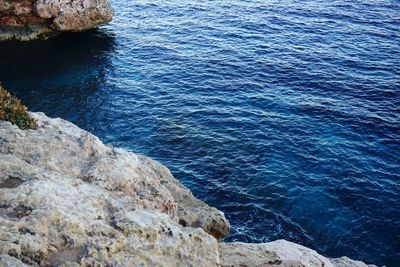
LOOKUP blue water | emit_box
[1,0,400,265]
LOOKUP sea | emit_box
[1,0,399,265]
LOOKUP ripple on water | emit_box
[1,0,400,266]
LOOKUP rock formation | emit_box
[0,112,377,266]
[219,241,377,267]
[0,0,112,41]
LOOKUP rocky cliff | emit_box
[0,112,377,266]
[0,0,112,41]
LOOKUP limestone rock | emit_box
[0,174,219,266]
[330,256,378,267]
[34,0,113,31]
[139,155,230,239]
[0,254,29,266]
[0,112,229,237]
[0,113,225,266]
[0,0,112,41]
[219,240,377,267]
[219,242,282,267]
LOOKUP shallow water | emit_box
[1,0,400,265]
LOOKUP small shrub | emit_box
[0,85,37,130]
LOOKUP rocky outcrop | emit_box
[330,257,379,267]
[0,0,112,41]
[0,112,377,266]
[219,240,378,267]
[0,112,229,237]
[0,112,226,266]
[138,156,230,239]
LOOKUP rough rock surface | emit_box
[330,257,378,267]
[0,112,227,266]
[219,240,378,267]
[0,254,28,266]
[0,0,112,41]
[0,112,377,266]
[0,112,230,237]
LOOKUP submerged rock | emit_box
[0,0,112,41]
[0,112,377,266]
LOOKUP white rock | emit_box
[0,112,228,266]
[0,254,29,267]
[0,112,230,238]
[330,256,378,267]
[219,240,377,267]
[0,175,219,266]
[219,240,334,267]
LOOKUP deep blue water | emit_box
[1,0,400,265]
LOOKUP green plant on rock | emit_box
[0,85,37,130]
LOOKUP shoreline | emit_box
[0,111,377,266]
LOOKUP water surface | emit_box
[1,0,399,266]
